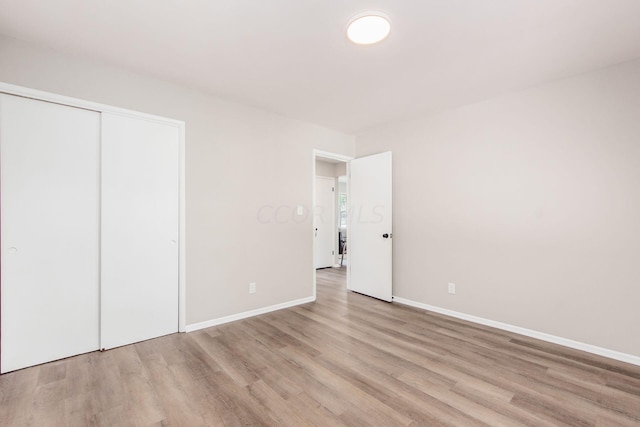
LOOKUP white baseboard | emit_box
[392,296,640,367]
[185,296,316,332]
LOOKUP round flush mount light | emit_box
[347,12,391,45]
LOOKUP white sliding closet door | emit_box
[0,94,100,373]
[101,113,180,349]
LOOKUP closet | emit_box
[0,88,184,373]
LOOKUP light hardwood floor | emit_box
[1,267,639,426]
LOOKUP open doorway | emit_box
[313,150,394,303]
[313,150,352,296]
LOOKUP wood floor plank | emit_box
[1,266,640,426]
[142,353,208,426]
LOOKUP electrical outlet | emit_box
[448,283,456,295]
[249,282,256,294]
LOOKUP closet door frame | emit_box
[0,81,187,335]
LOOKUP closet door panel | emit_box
[0,94,100,373]
[101,113,179,349]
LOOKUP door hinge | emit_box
[332,250,335,255]
[332,187,335,192]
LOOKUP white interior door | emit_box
[101,113,179,349]
[348,152,392,301]
[0,94,100,373]
[315,176,336,268]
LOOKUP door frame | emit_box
[0,81,187,333]
[312,149,353,299]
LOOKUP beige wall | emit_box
[315,159,346,177]
[315,160,336,177]
[334,162,347,177]
[0,36,355,325]
[356,59,640,357]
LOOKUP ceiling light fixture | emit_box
[347,12,391,45]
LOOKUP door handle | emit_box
[382,233,390,239]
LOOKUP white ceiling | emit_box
[1,0,640,134]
